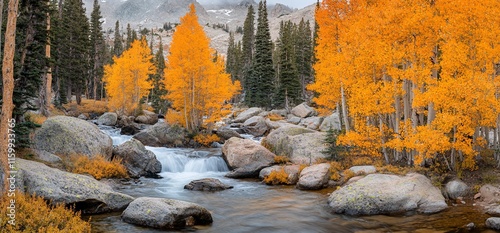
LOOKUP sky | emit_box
[267,0,318,9]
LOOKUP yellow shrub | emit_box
[194,133,221,147]
[329,161,343,181]
[25,112,47,125]
[66,155,128,180]
[264,168,289,185]
[267,113,284,121]
[165,110,184,126]
[0,191,91,233]
[274,155,290,164]
[377,164,408,175]
[350,156,373,166]
[342,169,356,181]
[64,99,109,116]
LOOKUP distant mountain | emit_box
[82,0,315,57]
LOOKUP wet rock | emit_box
[120,125,140,135]
[17,159,134,214]
[328,173,448,215]
[486,217,500,230]
[243,116,269,137]
[263,125,328,164]
[122,197,212,229]
[233,107,263,123]
[112,139,162,178]
[291,103,316,118]
[133,122,187,147]
[443,179,469,200]
[34,116,113,158]
[97,112,118,126]
[297,163,331,190]
[349,166,377,176]
[184,178,233,191]
[135,110,159,125]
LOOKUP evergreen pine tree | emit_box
[275,20,301,108]
[241,4,255,90]
[226,32,243,82]
[113,20,123,57]
[89,0,106,100]
[294,18,313,100]
[126,23,132,49]
[149,38,169,114]
[246,0,275,108]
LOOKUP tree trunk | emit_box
[340,84,350,132]
[0,0,20,194]
[40,11,52,116]
[0,0,4,53]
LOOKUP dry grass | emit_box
[65,155,128,180]
[263,168,289,185]
[63,99,109,116]
[194,133,221,147]
[377,164,410,175]
[329,161,344,181]
[274,155,290,164]
[349,156,374,166]
[267,113,284,121]
[25,112,47,125]
[0,191,91,232]
[342,169,356,181]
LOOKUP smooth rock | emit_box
[486,217,500,230]
[291,103,316,118]
[215,128,243,141]
[31,149,62,164]
[222,137,275,169]
[98,112,118,126]
[300,116,324,130]
[328,173,448,215]
[112,139,162,178]
[34,116,113,157]
[184,178,233,191]
[259,165,301,185]
[444,179,469,200]
[297,163,331,190]
[319,111,342,131]
[135,110,159,125]
[349,166,377,176]
[243,116,269,137]
[233,107,263,123]
[17,159,134,214]
[262,125,328,164]
[133,122,187,147]
[122,197,212,229]
[287,115,302,125]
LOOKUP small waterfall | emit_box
[99,125,132,145]
[147,147,229,173]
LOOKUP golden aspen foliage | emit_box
[311,0,500,170]
[104,38,155,115]
[164,4,240,131]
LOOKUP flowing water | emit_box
[91,127,495,233]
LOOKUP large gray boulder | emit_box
[133,122,187,147]
[17,159,134,214]
[262,125,328,164]
[486,217,500,230]
[259,165,301,185]
[296,163,331,190]
[222,137,276,178]
[215,128,243,141]
[112,139,162,178]
[135,110,159,125]
[243,116,269,137]
[328,173,448,215]
[184,178,233,191]
[233,107,263,123]
[34,116,113,158]
[122,197,213,229]
[31,149,62,164]
[349,166,377,176]
[319,112,341,131]
[300,117,324,130]
[97,112,118,126]
[291,103,316,118]
[443,179,469,200]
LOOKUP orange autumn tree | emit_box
[310,0,500,170]
[164,4,240,131]
[104,38,155,115]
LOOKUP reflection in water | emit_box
[93,128,493,233]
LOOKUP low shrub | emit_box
[25,112,47,125]
[274,155,290,164]
[377,164,409,175]
[264,168,288,185]
[342,169,356,182]
[64,99,109,116]
[267,113,284,121]
[66,155,128,180]
[329,161,343,181]
[350,156,373,166]
[0,191,91,232]
[194,133,221,147]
